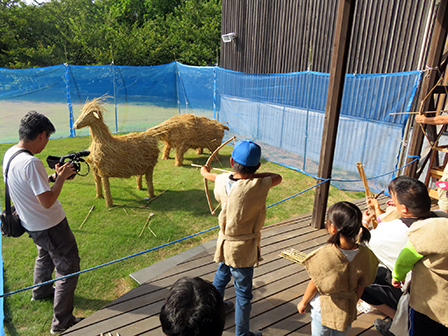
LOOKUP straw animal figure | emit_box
[74,98,159,207]
[148,114,229,166]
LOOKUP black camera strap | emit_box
[3,149,33,215]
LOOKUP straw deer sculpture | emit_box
[73,98,159,207]
[148,114,229,166]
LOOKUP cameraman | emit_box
[2,111,82,335]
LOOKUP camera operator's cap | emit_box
[232,140,261,166]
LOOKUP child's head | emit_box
[160,277,225,336]
[231,140,261,174]
[326,201,371,247]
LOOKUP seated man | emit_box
[361,176,438,336]
[160,277,226,336]
[392,217,448,335]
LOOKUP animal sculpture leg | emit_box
[145,168,155,198]
[94,172,103,199]
[174,144,188,166]
[101,177,113,207]
[136,175,143,190]
[162,142,171,160]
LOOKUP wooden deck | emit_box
[63,197,388,336]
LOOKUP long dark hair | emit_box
[326,201,371,247]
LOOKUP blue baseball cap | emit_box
[232,140,261,166]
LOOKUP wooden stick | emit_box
[390,109,448,115]
[146,189,168,204]
[79,206,95,229]
[139,212,154,237]
[191,163,232,173]
[356,162,378,229]
[374,190,385,199]
[148,222,157,237]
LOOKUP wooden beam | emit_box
[311,0,356,229]
[405,0,448,178]
[433,85,448,94]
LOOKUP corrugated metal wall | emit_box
[221,0,437,74]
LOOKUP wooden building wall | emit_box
[220,0,437,74]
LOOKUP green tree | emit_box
[164,0,221,66]
[0,0,221,68]
[0,0,63,67]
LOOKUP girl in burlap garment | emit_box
[297,202,379,335]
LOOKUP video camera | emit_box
[46,150,90,179]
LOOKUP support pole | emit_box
[404,0,448,178]
[311,0,356,229]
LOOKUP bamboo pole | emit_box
[356,162,378,229]
[79,206,95,229]
[139,213,154,237]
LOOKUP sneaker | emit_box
[374,318,395,336]
[224,300,234,313]
[50,317,84,335]
[31,293,54,302]
[247,331,262,336]
[31,288,55,302]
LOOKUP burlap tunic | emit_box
[213,173,272,268]
[407,218,448,327]
[303,244,378,331]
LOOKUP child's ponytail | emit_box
[327,230,342,247]
[358,225,371,244]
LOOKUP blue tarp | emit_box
[0,62,422,190]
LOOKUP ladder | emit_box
[424,83,448,199]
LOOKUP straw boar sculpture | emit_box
[148,114,229,166]
[73,98,159,207]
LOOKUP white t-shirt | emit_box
[3,146,65,231]
[365,218,409,272]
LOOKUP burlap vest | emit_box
[303,244,378,331]
[213,174,271,268]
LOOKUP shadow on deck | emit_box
[64,197,389,336]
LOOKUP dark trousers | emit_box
[411,309,448,336]
[28,218,80,329]
[361,266,402,309]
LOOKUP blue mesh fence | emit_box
[0,62,421,192]
[216,69,422,192]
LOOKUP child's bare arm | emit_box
[253,172,282,187]
[200,166,218,182]
[297,279,318,314]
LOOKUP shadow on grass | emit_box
[110,189,212,215]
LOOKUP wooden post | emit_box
[311,0,356,229]
[405,0,448,178]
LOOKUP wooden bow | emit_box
[204,136,236,215]
[356,162,378,229]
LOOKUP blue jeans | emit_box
[310,306,349,336]
[213,263,254,336]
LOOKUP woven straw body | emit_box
[74,98,159,207]
[148,114,229,166]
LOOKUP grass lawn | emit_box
[0,135,364,336]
